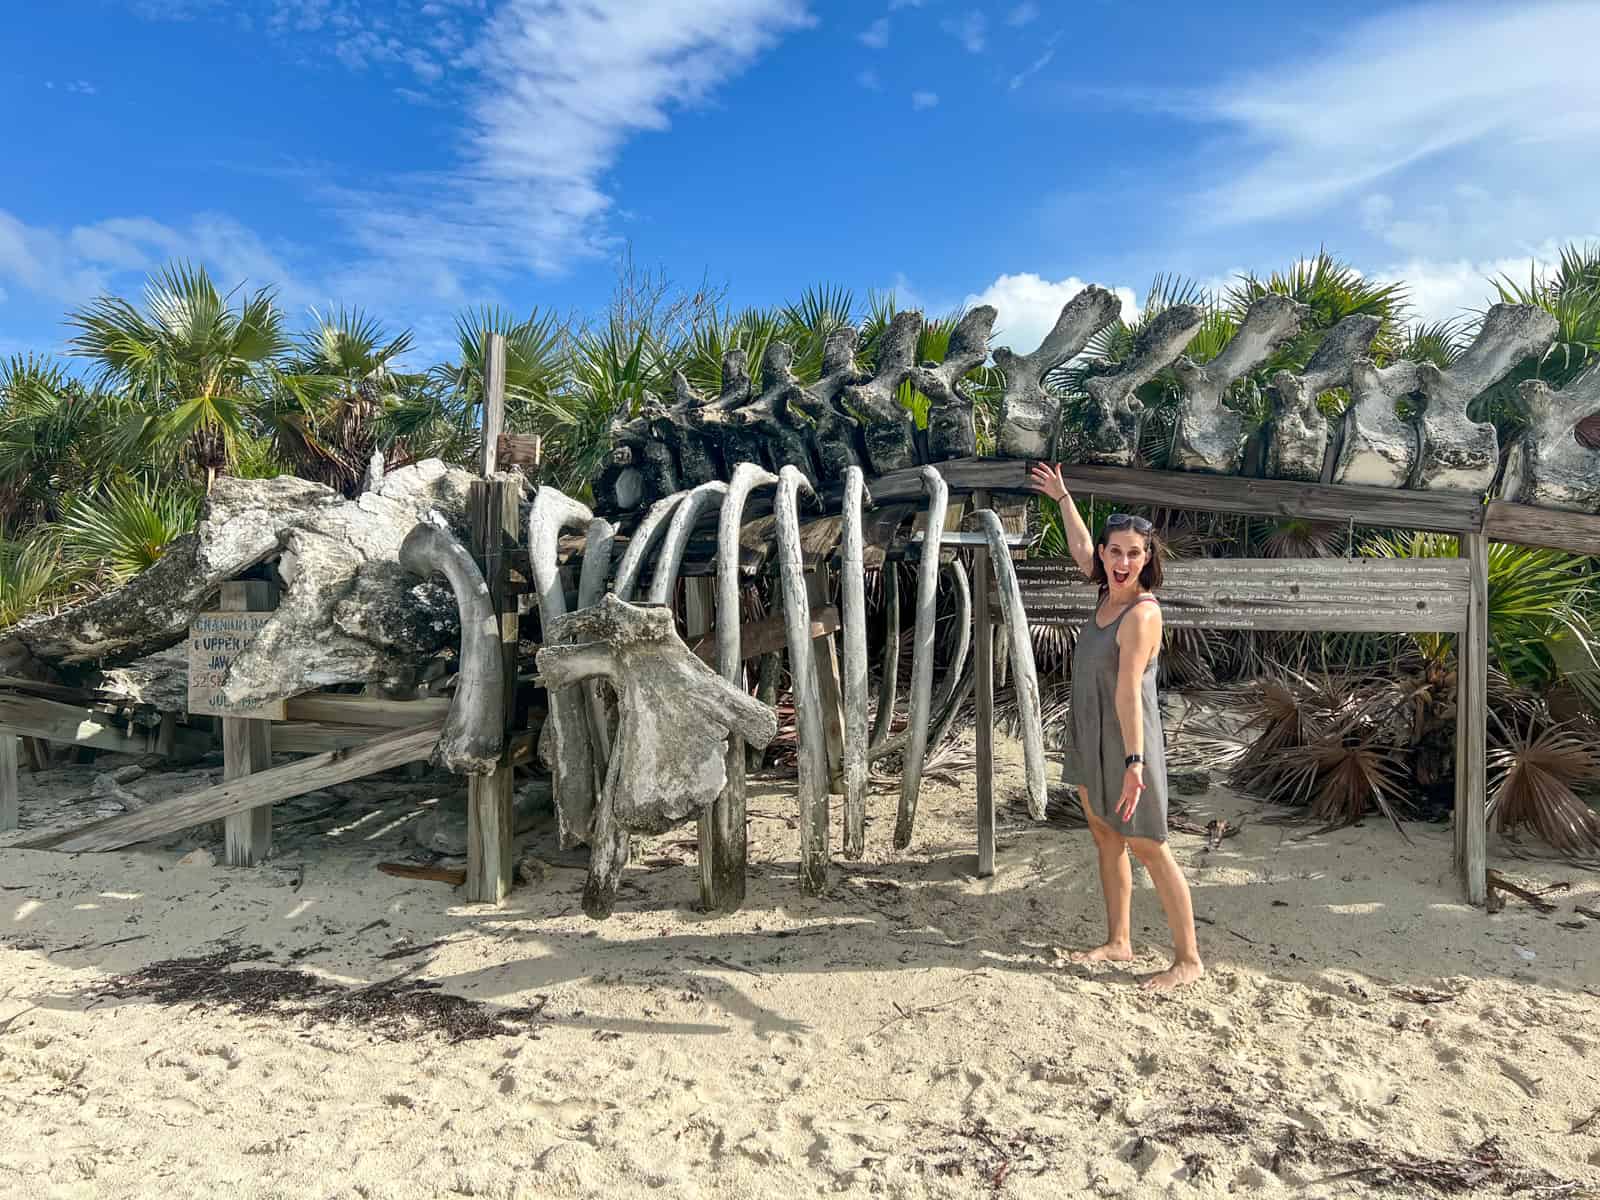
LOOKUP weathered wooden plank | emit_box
[973,490,996,879]
[0,734,17,833]
[1483,500,1600,557]
[270,722,374,754]
[1457,532,1489,907]
[221,580,275,867]
[855,458,1485,534]
[188,610,287,720]
[282,694,454,728]
[467,474,520,905]
[689,606,840,666]
[808,568,847,795]
[495,431,542,471]
[1000,557,1470,633]
[18,723,443,853]
[0,676,106,705]
[0,694,209,758]
[478,331,508,477]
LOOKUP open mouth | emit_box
[1112,568,1131,586]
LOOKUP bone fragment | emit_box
[994,287,1122,460]
[1267,314,1381,481]
[971,509,1047,818]
[1503,360,1600,512]
[775,465,830,892]
[893,466,949,849]
[840,466,871,859]
[841,310,922,474]
[1081,304,1205,465]
[916,306,995,462]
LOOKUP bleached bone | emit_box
[647,481,729,605]
[613,491,688,600]
[841,309,923,475]
[868,564,901,751]
[916,305,996,462]
[1332,358,1421,488]
[840,465,872,859]
[576,514,618,766]
[798,326,867,482]
[1081,304,1206,465]
[1502,361,1600,512]
[396,519,503,775]
[1414,304,1558,492]
[528,487,599,846]
[1172,294,1307,474]
[1267,314,1381,481]
[870,557,971,760]
[994,287,1123,460]
[775,465,830,892]
[537,595,778,919]
[729,342,820,484]
[893,466,950,850]
[971,509,1047,818]
[703,462,780,910]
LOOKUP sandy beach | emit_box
[2,729,1598,1199]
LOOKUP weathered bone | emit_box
[576,515,618,768]
[613,491,688,600]
[1172,294,1307,474]
[994,287,1122,461]
[1333,358,1421,488]
[798,327,867,482]
[840,465,871,859]
[916,305,996,463]
[1267,315,1381,481]
[655,371,723,487]
[689,349,771,481]
[396,519,503,775]
[527,486,598,847]
[537,595,777,919]
[1081,304,1205,465]
[971,508,1047,818]
[593,399,675,515]
[841,310,923,474]
[775,465,830,892]
[868,564,901,751]
[729,343,820,485]
[703,462,780,910]
[1503,360,1600,512]
[1414,304,1559,492]
[893,466,950,850]
[870,557,971,760]
[647,481,729,605]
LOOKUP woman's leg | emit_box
[1073,794,1134,963]
[1126,837,1204,990]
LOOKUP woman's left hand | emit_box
[1117,764,1145,822]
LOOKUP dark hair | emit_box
[1088,516,1163,592]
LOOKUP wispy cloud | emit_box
[912,90,939,111]
[1006,2,1039,26]
[857,68,882,91]
[859,17,890,48]
[887,0,925,8]
[1009,47,1054,91]
[940,10,988,53]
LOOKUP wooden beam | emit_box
[1483,500,1600,557]
[689,606,840,666]
[478,331,507,477]
[282,694,453,728]
[221,581,274,867]
[466,474,520,905]
[855,458,1486,534]
[1456,531,1489,907]
[0,694,209,759]
[973,489,996,879]
[0,735,17,833]
[496,432,542,471]
[808,568,847,796]
[270,722,375,754]
[17,722,443,853]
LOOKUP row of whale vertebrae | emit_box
[590,287,1600,517]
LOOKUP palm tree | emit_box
[66,262,290,490]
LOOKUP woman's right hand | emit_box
[1028,461,1069,502]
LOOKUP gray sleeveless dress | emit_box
[1064,595,1168,841]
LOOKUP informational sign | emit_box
[998,557,1470,633]
[187,612,286,719]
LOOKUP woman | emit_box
[1029,462,1203,991]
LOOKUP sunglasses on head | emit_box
[1104,512,1154,534]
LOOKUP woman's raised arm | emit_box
[1027,462,1096,577]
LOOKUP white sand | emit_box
[2,732,1598,1199]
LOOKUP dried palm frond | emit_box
[1301,738,1413,834]
[1487,711,1600,856]
[1259,518,1343,559]
[1161,627,1223,688]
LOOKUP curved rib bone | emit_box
[917,306,995,462]
[702,462,781,910]
[1414,304,1558,492]
[576,515,618,761]
[870,557,971,761]
[613,491,688,601]
[1081,304,1205,465]
[1266,314,1381,481]
[893,466,950,850]
[994,286,1122,460]
[841,310,923,475]
[971,508,1047,819]
[840,465,872,859]
[397,519,503,775]
[868,564,901,751]
[1503,361,1600,512]
[528,487,599,847]
[1172,294,1306,474]
[775,465,830,892]
[647,481,729,606]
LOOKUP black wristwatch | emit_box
[1124,753,1144,767]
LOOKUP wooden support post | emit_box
[221,580,275,866]
[973,489,996,878]
[0,734,17,833]
[467,474,520,905]
[806,567,847,795]
[24,737,48,772]
[686,579,736,911]
[1456,530,1489,906]
[478,331,508,477]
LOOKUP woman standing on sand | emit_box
[1028,463,1204,991]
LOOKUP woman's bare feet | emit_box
[1070,942,1135,965]
[1139,957,1204,991]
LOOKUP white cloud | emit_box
[911,90,939,111]
[1006,2,1039,26]
[965,273,1140,353]
[887,0,924,8]
[859,17,889,48]
[940,10,987,53]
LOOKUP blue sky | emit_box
[3,0,1598,363]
